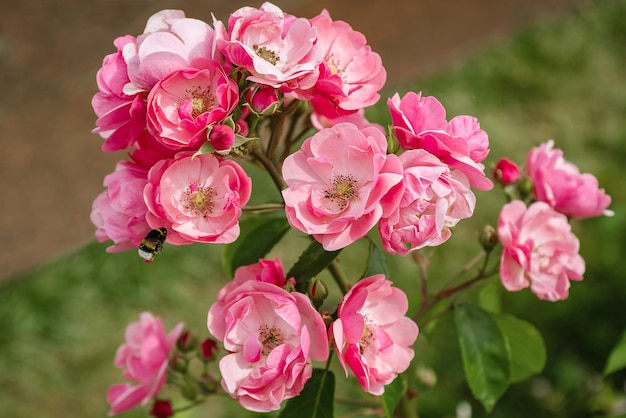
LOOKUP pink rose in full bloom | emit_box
[207,280,329,412]
[144,152,252,245]
[107,312,184,415]
[282,122,404,251]
[329,275,418,395]
[493,157,521,185]
[306,10,386,118]
[92,35,147,152]
[388,91,493,191]
[310,108,385,134]
[379,149,476,255]
[90,161,150,252]
[146,61,239,150]
[498,200,585,301]
[216,2,323,91]
[217,258,289,300]
[526,140,612,218]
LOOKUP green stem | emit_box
[400,393,419,418]
[241,203,285,214]
[250,146,287,191]
[173,398,206,414]
[327,259,350,295]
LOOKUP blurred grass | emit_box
[2,0,626,417]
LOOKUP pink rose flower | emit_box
[146,61,239,150]
[329,275,418,395]
[92,35,147,152]
[306,10,386,118]
[379,149,476,255]
[123,10,218,92]
[217,258,288,301]
[144,152,252,245]
[498,200,585,301]
[281,122,404,251]
[207,280,329,412]
[493,157,521,185]
[388,91,493,191]
[216,2,323,91]
[107,312,184,415]
[526,140,612,218]
[310,108,385,134]
[90,161,150,252]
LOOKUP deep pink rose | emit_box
[92,35,147,152]
[306,10,386,117]
[146,61,239,150]
[144,152,252,245]
[207,280,329,412]
[216,2,322,91]
[379,149,476,255]
[526,140,612,218]
[123,10,217,92]
[329,275,418,395]
[493,157,521,185]
[388,92,493,191]
[90,161,150,252]
[498,200,585,301]
[107,313,184,415]
[282,122,404,251]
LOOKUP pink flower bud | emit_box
[246,86,281,116]
[493,157,521,185]
[150,399,174,418]
[208,124,236,151]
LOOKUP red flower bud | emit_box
[493,158,521,185]
[200,338,218,361]
[150,399,174,418]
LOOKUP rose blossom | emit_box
[497,200,585,301]
[388,91,493,191]
[526,140,612,218]
[107,312,184,415]
[379,149,476,255]
[146,61,239,150]
[216,2,323,91]
[207,280,329,412]
[217,258,289,301]
[310,108,385,134]
[329,275,418,395]
[282,122,404,251]
[90,161,150,252]
[493,157,521,185]
[144,152,252,245]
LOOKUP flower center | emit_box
[183,183,216,217]
[253,45,280,65]
[325,54,343,77]
[259,324,283,356]
[324,174,359,210]
[185,86,217,118]
[359,325,375,354]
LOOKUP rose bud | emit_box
[150,399,174,418]
[493,157,521,185]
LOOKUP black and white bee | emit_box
[138,228,167,263]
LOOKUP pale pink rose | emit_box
[498,200,585,301]
[107,312,184,415]
[493,157,521,185]
[310,108,385,134]
[90,161,150,252]
[143,152,252,245]
[379,149,476,255]
[388,92,493,191]
[123,10,217,93]
[306,10,386,117]
[329,275,418,395]
[526,140,612,218]
[207,280,329,412]
[146,61,239,150]
[92,35,147,152]
[282,122,404,251]
[217,258,288,301]
[216,2,323,91]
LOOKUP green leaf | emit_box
[454,303,510,412]
[381,375,405,418]
[362,241,389,279]
[280,369,335,418]
[604,331,626,376]
[222,213,290,277]
[494,313,546,382]
[286,241,341,292]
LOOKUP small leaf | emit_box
[494,313,546,382]
[222,213,290,277]
[280,369,335,418]
[455,303,510,412]
[287,241,341,292]
[604,331,626,376]
[362,241,389,279]
[381,375,405,418]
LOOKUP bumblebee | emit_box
[138,228,167,263]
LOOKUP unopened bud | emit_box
[416,366,438,388]
[176,331,197,353]
[493,158,521,185]
[169,352,188,373]
[321,311,334,329]
[479,225,499,252]
[199,373,218,394]
[208,124,236,151]
[150,399,174,418]
[246,86,281,116]
[386,127,400,154]
[307,277,329,308]
[199,338,218,362]
[517,176,535,201]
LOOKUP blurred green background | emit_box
[1,0,625,417]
